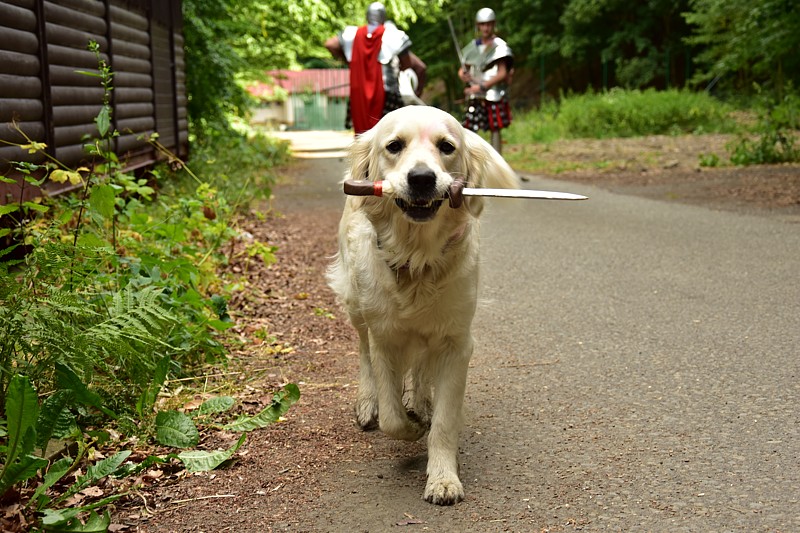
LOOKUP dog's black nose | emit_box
[407,167,437,198]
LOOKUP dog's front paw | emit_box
[354,396,378,431]
[424,475,464,505]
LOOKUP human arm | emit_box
[464,59,509,96]
[325,35,346,62]
[400,51,427,96]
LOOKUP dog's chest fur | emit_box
[361,220,479,334]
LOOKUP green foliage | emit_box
[504,88,736,144]
[727,87,800,165]
[684,0,800,94]
[182,0,446,135]
[156,411,200,448]
[495,0,692,88]
[0,374,125,531]
[557,89,735,138]
[0,41,297,530]
[223,383,300,432]
[698,152,721,167]
[155,384,299,472]
[41,510,112,532]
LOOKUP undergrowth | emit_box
[728,86,800,165]
[504,87,800,169]
[505,88,737,144]
[0,41,295,531]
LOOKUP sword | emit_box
[447,17,467,72]
[343,179,588,208]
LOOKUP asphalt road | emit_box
[282,137,799,532]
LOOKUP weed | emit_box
[727,86,800,165]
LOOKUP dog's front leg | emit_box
[424,337,472,505]
[371,338,427,442]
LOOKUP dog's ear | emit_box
[347,128,378,182]
[462,129,520,190]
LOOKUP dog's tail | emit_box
[462,129,521,190]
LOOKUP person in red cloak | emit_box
[325,2,426,135]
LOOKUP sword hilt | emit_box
[343,179,388,197]
[342,179,467,209]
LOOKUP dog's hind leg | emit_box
[352,316,379,430]
[423,337,472,505]
[372,339,427,442]
[410,362,433,428]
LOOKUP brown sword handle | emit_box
[343,179,385,197]
[448,179,466,208]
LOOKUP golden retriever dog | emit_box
[327,105,519,504]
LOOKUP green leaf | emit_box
[197,396,235,415]
[111,453,171,478]
[76,232,111,250]
[55,451,131,507]
[4,375,39,465]
[22,201,49,213]
[0,454,49,495]
[85,450,131,481]
[55,363,117,419]
[207,319,236,331]
[30,456,73,511]
[136,355,171,417]
[155,411,199,448]
[89,184,116,219]
[178,433,246,473]
[95,106,111,137]
[36,390,75,451]
[42,509,110,532]
[223,384,300,433]
[0,204,19,216]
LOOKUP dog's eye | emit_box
[438,140,456,155]
[386,140,405,154]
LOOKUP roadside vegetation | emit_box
[0,44,296,532]
[503,87,800,172]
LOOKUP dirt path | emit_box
[119,136,800,532]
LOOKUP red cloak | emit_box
[349,25,385,134]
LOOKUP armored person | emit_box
[325,2,426,135]
[458,7,513,153]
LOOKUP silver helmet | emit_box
[475,7,496,24]
[366,2,387,25]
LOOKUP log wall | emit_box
[0,0,186,204]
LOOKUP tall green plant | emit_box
[728,88,800,165]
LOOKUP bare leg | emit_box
[491,130,502,154]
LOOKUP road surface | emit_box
[280,135,799,532]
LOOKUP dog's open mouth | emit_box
[395,198,443,221]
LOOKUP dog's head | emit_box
[347,106,519,223]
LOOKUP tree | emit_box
[502,0,692,89]
[683,0,800,94]
[182,0,445,135]
[183,0,344,133]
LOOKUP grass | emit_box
[505,88,738,143]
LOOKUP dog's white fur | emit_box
[327,106,519,505]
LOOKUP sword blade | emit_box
[462,187,588,200]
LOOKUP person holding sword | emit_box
[457,7,513,154]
